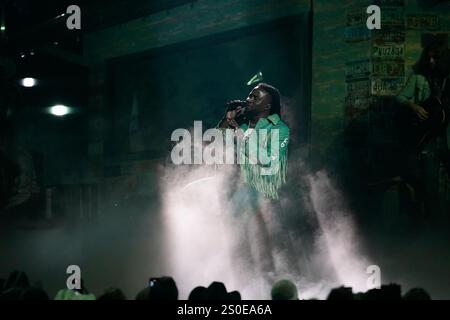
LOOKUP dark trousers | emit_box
[400,128,449,219]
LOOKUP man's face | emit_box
[245,85,271,117]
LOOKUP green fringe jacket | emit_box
[238,114,290,200]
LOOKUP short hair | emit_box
[188,286,207,300]
[403,288,431,300]
[271,279,298,300]
[98,288,126,300]
[327,286,354,300]
[147,276,178,300]
[256,83,281,116]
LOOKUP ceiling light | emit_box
[20,77,37,88]
[50,105,70,117]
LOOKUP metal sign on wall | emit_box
[347,60,405,80]
[372,28,406,44]
[406,14,440,30]
[345,25,371,42]
[372,60,405,77]
[381,7,404,26]
[371,77,405,96]
[347,78,371,96]
[347,11,366,26]
[346,60,371,81]
[372,43,405,59]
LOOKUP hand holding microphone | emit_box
[225,100,248,128]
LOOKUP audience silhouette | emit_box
[0,270,434,300]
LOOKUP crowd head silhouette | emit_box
[0,270,433,300]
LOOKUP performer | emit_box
[218,82,290,200]
[218,83,291,275]
[395,36,450,213]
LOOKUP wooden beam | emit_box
[37,44,92,68]
[84,0,310,62]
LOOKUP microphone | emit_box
[224,100,248,126]
[225,100,248,112]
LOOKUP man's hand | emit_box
[235,106,246,119]
[218,105,246,129]
[410,103,429,121]
[226,110,240,129]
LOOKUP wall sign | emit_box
[346,60,372,81]
[372,60,405,77]
[371,77,405,96]
[347,78,371,96]
[345,25,371,42]
[406,14,439,30]
[347,11,367,27]
[372,43,405,59]
[380,6,404,26]
[372,28,405,43]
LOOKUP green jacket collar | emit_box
[254,113,281,129]
[240,113,282,130]
[267,113,281,125]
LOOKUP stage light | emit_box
[21,78,37,88]
[0,25,5,31]
[247,71,263,86]
[50,105,70,117]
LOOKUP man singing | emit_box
[218,82,290,201]
[218,82,290,275]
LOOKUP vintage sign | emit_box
[372,60,404,77]
[347,78,371,96]
[372,43,405,59]
[406,14,439,30]
[345,25,371,42]
[371,28,405,43]
[381,7,404,26]
[347,11,366,27]
[346,60,371,80]
[371,77,405,96]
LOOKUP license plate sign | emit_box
[371,77,405,96]
[372,43,405,59]
[372,60,404,77]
